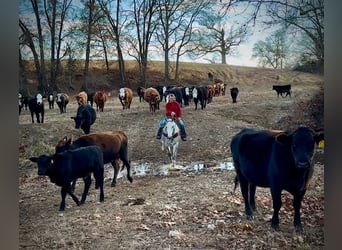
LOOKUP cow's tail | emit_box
[233,175,239,193]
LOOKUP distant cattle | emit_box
[181,86,190,106]
[76,91,88,105]
[71,104,96,134]
[165,87,183,106]
[28,93,45,123]
[192,86,209,110]
[87,92,95,107]
[207,85,215,104]
[118,87,133,110]
[144,87,160,114]
[214,83,223,96]
[30,145,105,211]
[55,131,133,187]
[231,127,324,232]
[94,91,108,112]
[137,87,146,102]
[55,93,69,113]
[19,93,24,115]
[48,94,54,109]
[230,87,239,103]
[272,84,291,97]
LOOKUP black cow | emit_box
[272,84,291,97]
[181,86,190,106]
[137,87,145,102]
[165,87,183,106]
[192,86,209,110]
[30,145,105,211]
[231,127,324,232]
[71,104,96,134]
[230,87,239,103]
[48,94,54,109]
[28,93,45,123]
[19,93,24,115]
[87,92,95,107]
[56,93,69,113]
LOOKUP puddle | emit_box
[105,158,235,180]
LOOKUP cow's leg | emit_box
[30,112,35,123]
[66,186,81,206]
[35,112,40,123]
[249,184,257,211]
[270,187,282,231]
[122,158,133,183]
[59,185,79,211]
[94,169,105,202]
[293,191,306,232]
[110,160,120,187]
[80,175,92,204]
[238,175,253,219]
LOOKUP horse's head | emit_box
[163,119,179,140]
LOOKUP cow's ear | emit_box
[315,132,324,144]
[275,133,292,145]
[29,157,38,162]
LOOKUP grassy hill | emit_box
[20,60,323,96]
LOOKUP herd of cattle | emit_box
[22,81,323,233]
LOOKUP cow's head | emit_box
[119,88,126,99]
[71,115,83,129]
[55,136,72,153]
[36,93,43,105]
[275,127,324,169]
[30,154,54,176]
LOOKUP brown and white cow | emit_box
[118,87,133,110]
[94,91,108,112]
[76,91,88,105]
[144,87,160,114]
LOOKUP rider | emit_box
[156,93,187,141]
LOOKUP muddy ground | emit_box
[19,77,324,249]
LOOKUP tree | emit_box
[192,1,250,64]
[19,0,48,94]
[252,28,288,69]
[236,0,324,72]
[43,0,73,92]
[126,0,158,87]
[98,0,127,85]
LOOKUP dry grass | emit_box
[19,62,324,249]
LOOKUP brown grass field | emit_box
[19,61,324,249]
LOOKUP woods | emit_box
[19,0,324,93]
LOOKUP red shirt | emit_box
[165,101,182,118]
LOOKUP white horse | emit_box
[161,118,181,166]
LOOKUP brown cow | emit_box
[76,91,88,105]
[144,87,160,114]
[118,87,133,110]
[207,85,215,104]
[94,91,108,112]
[55,131,133,188]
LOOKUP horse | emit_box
[161,117,181,166]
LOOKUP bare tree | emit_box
[252,28,288,69]
[236,0,324,71]
[172,0,211,82]
[190,4,250,64]
[20,0,48,94]
[43,0,72,92]
[98,0,127,85]
[125,0,158,87]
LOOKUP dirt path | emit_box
[19,80,324,249]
